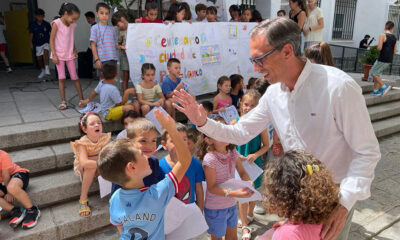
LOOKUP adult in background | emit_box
[173,18,380,240]
[289,0,307,31]
[303,0,324,49]
[359,34,370,49]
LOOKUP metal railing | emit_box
[332,0,357,40]
[330,44,400,76]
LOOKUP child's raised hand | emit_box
[154,109,175,132]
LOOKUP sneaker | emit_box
[38,70,45,79]
[45,68,50,75]
[21,206,40,229]
[8,207,26,228]
[254,205,266,215]
[370,89,381,96]
[6,67,12,73]
[381,85,392,97]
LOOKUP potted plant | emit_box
[359,46,379,81]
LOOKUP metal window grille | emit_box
[388,5,400,39]
[241,0,256,10]
[316,0,322,7]
[332,0,357,40]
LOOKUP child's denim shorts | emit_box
[204,205,238,237]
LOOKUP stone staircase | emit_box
[0,80,400,240]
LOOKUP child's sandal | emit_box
[58,101,67,110]
[241,226,252,240]
[78,199,91,217]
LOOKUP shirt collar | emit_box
[280,59,312,94]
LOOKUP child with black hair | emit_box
[50,2,84,110]
[181,2,193,22]
[206,6,218,22]
[229,5,240,22]
[135,1,163,23]
[213,76,232,113]
[70,112,111,217]
[229,74,244,109]
[241,8,252,22]
[136,63,166,116]
[259,150,339,239]
[247,77,257,90]
[81,61,139,120]
[116,110,139,139]
[29,8,51,79]
[90,2,118,72]
[195,3,207,22]
[164,3,186,23]
[84,11,96,25]
[250,10,263,22]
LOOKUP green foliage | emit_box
[360,46,380,65]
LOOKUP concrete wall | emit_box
[38,0,101,52]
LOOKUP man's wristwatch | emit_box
[225,188,232,198]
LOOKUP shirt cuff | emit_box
[167,172,179,194]
[339,188,358,211]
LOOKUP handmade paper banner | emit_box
[126,22,261,96]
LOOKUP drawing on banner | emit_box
[138,50,156,64]
[200,45,221,64]
[200,77,209,91]
[228,48,237,56]
[228,25,238,39]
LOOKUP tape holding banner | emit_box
[126,22,262,96]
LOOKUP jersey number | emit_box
[129,227,149,240]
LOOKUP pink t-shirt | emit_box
[51,18,76,61]
[202,149,238,209]
[273,222,322,240]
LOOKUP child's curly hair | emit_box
[263,150,339,224]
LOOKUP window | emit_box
[241,0,256,10]
[316,0,322,7]
[388,5,400,39]
[332,0,357,40]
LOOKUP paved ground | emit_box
[1,68,400,239]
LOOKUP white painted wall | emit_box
[38,0,102,52]
[255,0,280,20]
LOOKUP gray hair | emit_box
[250,17,302,57]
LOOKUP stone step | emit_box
[0,196,110,240]
[372,115,400,138]
[0,117,123,151]
[364,89,400,106]
[368,100,400,122]
[28,169,98,208]
[73,226,119,240]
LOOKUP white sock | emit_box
[45,65,49,71]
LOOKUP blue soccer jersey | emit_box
[109,172,178,240]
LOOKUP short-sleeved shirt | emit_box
[359,39,368,49]
[159,157,205,204]
[0,150,29,183]
[29,20,51,46]
[136,83,162,102]
[230,89,244,108]
[138,17,163,23]
[51,18,76,61]
[202,150,239,209]
[162,75,181,96]
[110,172,178,240]
[0,24,6,44]
[90,24,118,62]
[94,80,122,118]
[273,221,323,239]
[304,7,323,42]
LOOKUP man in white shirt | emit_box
[173,18,380,240]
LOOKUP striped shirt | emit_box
[203,149,238,209]
[90,24,118,62]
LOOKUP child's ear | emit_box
[126,161,136,175]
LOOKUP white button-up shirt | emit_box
[198,60,380,210]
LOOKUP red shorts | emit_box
[0,43,6,52]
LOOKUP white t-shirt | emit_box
[304,7,323,42]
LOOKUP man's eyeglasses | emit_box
[249,47,278,67]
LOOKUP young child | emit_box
[85,11,96,26]
[0,16,12,72]
[181,2,193,22]
[213,76,232,113]
[259,150,339,240]
[162,58,183,119]
[229,74,244,109]
[81,61,139,120]
[135,1,163,23]
[112,11,131,92]
[370,20,396,96]
[206,6,218,22]
[70,112,111,217]
[164,3,186,22]
[90,2,118,74]
[116,110,139,140]
[198,116,254,240]
[159,123,205,211]
[29,8,51,79]
[110,118,164,195]
[0,150,40,229]
[229,5,240,22]
[247,77,257,90]
[187,128,200,156]
[50,2,84,110]
[277,10,286,17]
[195,3,207,22]
[241,8,252,22]
[137,63,166,116]
[234,90,270,239]
[98,110,192,239]
[304,42,335,66]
